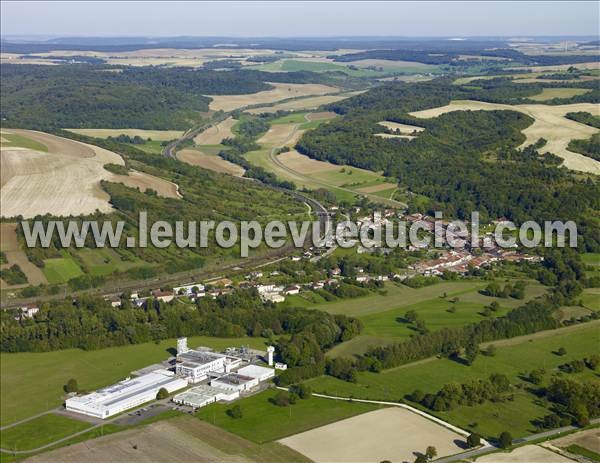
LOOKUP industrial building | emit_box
[65,370,187,419]
[175,339,243,384]
[237,364,275,382]
[172,384,239,408]
[211,373,258,392]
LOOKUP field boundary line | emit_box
[277,387,492,446]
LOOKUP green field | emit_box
[196,388,380,443]
[321,279,547,358]
[0,132,48,152]
[0,336,270,426]
[247,59,383,77]
[76,248,141,276]
[42,254,84,284]
[308,322,600,439]
[529,87,591,101]
[0,414,91,452]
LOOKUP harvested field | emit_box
[476,445,575,463]
[506,61,600,72]
[529,87,591,101]
[356,182,398,193]
[545,428,600,454]
[207,83,339,111]
[276,150,339,174]
[24,416,309,463]
[1,129,180,218]
[279,407,465,463]
[64,129,183,141]
[1,129,121,218]
[0,223,47,288]
[374,133,416,140]
[377,121,425,133]
[257,123,305,147]
[245,93,360,114]
[112,170,182,199]
[177,149,245,176]
[193,117,236,145]
[410,100,600,174]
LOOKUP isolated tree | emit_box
[557,347,567,356]
[467,432,481,448]
[64,378,78,393]
[291,383,312,400]
[489,301,500,312]
[156,387,169,400]
[425,446,437,459]
[226,404,243,419]
[498,431,512,449]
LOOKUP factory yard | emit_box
[410,100,600,174]
[279,407,466,463]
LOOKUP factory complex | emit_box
[65,338,279,419]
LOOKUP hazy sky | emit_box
[1,1,598,38]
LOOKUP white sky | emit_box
[1,1,598,38]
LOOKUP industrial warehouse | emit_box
[65,338,280,419]
[65,370,188,419]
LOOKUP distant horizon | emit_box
[2,1,598,37]
[2,34,598,40]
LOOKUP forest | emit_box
[0,64,331,129]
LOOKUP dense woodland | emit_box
[0,64,331,129]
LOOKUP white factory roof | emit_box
[237,364,275,380]
[66,370,185,414]
[173,384,238,406]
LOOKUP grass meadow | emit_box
[0,414,92,452]
[195,388,380,443]
[308,322,599,439]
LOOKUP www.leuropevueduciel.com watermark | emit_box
[19,211,578,257]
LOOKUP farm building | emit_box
[211,373,258,392]
[175,348,242,384]
[65,370,187,419]
[172,384,239,408]
[237,364,275,382]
